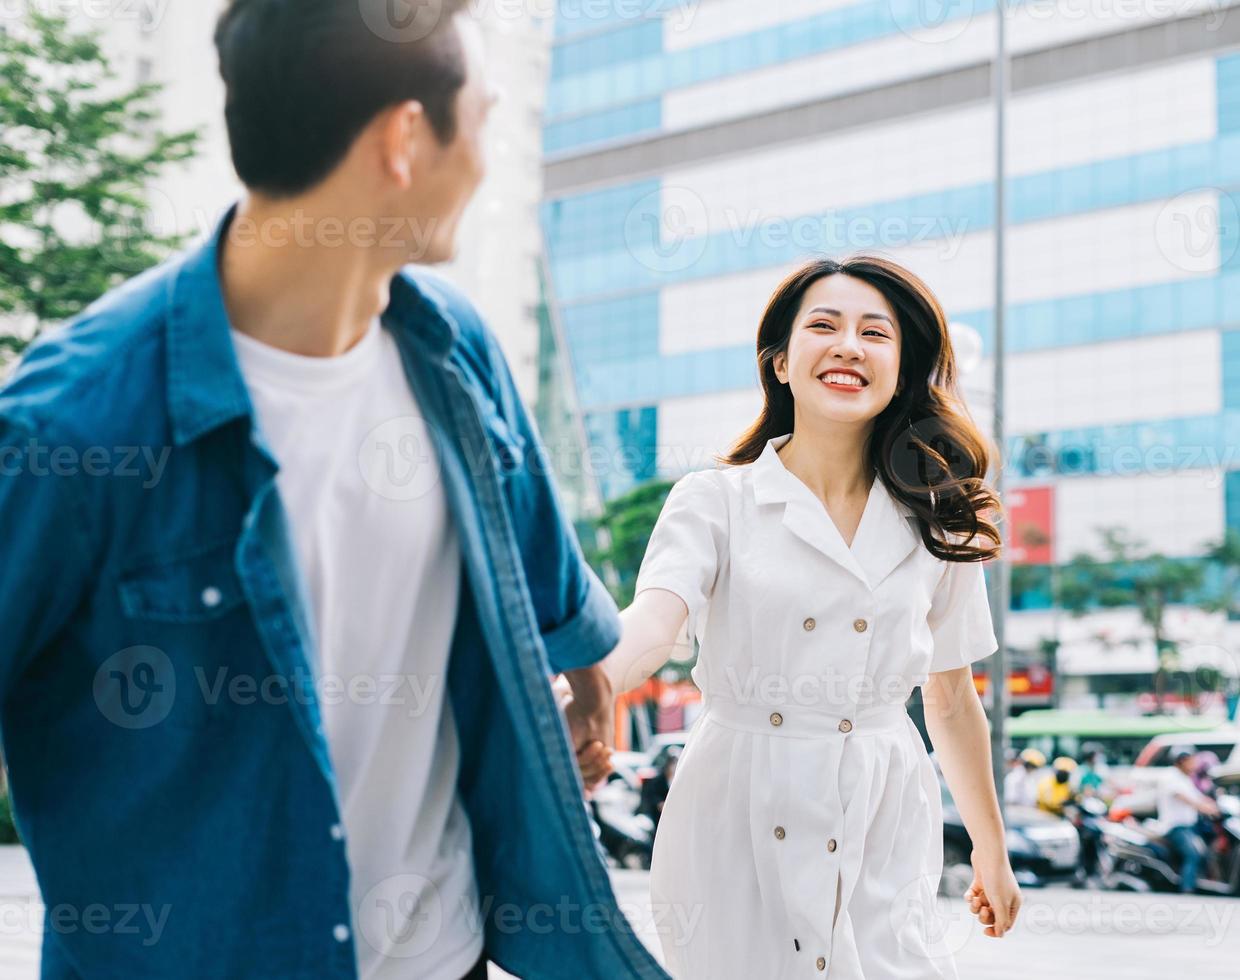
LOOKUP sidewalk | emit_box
[2,852,1235,978]
[604,869,1240,979]
[0,847,39,980]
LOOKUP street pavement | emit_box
[585,869,1240,980]
[0,849,1234,978]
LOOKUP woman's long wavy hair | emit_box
[721,256,1002,563]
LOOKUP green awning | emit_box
[1006,710,1231,739]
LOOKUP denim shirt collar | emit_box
[165,202,460,447]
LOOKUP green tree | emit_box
[586,476,697,683]
[0,11,198,363]
[1056,526,1204,713]
[586,478,675,609]
[1198,528,1240,719]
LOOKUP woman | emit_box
[601,257,1021,978]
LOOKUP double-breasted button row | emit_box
[779,822,837,971]
[802,616,868,633]
[774,826,839,853]
[768,711,853,733]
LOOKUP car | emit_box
[1134,729,1240,768]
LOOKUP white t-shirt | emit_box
[1157,765,1206,831]
[232,320,481,980]
[1004,766,1038,808]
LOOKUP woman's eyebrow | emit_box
[805,306,894,326]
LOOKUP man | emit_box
[1072,746,1109,797]
[1036,756,1076,816]
[0,3,665,978]
[1004,748,1043,807]
[1157,749,1221,894]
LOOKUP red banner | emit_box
[1006,485,1054,565]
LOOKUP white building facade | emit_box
[540,0,1240,711]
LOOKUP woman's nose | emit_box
[831,331,864,357]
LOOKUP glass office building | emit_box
[540,1,1240,705]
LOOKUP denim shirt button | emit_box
[330,823,344,841]
[201,586,223,609]
[333,924,350,943]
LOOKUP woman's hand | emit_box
[552,669,615,794]
[964,850,1021,938]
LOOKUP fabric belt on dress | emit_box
[701,697,910,738]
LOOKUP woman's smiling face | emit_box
[772,273,903,426]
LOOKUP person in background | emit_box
[1005,748,1044,807]
[1072,745,1109,798]
[1157,748,1221,893]
[1001,749,1022,803]
[1036,757,1077,816]
[1191,750,1220,797]
[1189,750,1222,844]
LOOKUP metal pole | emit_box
[989,0,1010,817]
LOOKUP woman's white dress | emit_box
[634,434,998,979]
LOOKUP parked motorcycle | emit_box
[1063,795,1110,887]
[587,765,655,870]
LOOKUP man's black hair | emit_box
[215,0,470,197]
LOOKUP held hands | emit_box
[964,849,1022,939]
[551,670,615,795]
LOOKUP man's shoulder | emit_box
[0,256,181,444]
[395,265,508,401]
[396,266,490,351]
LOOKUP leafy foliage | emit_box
[0,11,198,359]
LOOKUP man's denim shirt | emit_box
[0,208,668,980]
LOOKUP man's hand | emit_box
[552,665,615,795]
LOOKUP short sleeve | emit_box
[634,469,728,646]
[926,555,998,673]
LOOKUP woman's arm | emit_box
[923,664,1021,939]
[601,589,693,695]
[555,589,691,794]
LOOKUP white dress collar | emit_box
[750,433,923,590]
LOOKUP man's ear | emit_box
[378,100,427,188]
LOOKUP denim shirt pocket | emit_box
[118,539,246,623]
[113,539,251,730]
